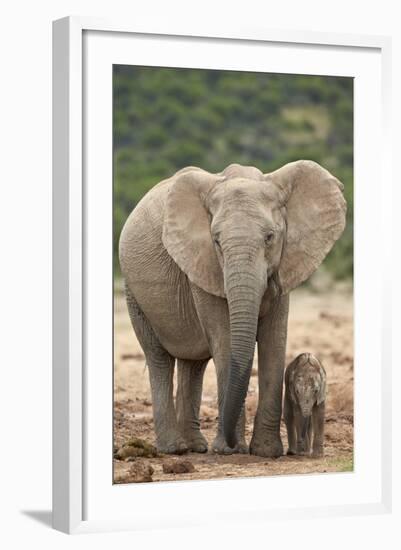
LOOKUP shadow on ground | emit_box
[21,510,52,528]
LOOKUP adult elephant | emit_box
[119,161,346,457]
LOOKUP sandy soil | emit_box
[113,284,353,483]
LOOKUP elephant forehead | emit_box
[296,366,320,383]
[224,177,263,193]
[222,163,263,180]
[208,180,285,231]
[296,352,322,369]
[215,207,280,236]
[224,179,284,209]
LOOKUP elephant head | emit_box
[162,161,345,448]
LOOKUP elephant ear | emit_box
[269,160,347,294]
[162,169,225,297]
[317,364,327,405]
[285,359,298,404]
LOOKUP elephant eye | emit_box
[265,231,275,244]
[214,238,221,248]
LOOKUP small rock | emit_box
[162,460,196,474]
[114,437,158,460]
[125,462,154,483]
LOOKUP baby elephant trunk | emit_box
[301,415,311,440]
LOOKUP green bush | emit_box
[113,67,353,279]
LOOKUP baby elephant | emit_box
[284,353,327,457]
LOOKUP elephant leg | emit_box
[176,359,209,453]
[250,294,289,457]
[311,402,325,457]
[125,285,187,454]
[283,394,297,455]
[211,355,248,455]
[294,410,310,455]
[188,284,247,455]
[307,417,313,454]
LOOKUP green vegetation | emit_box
[114,66,353,279]
[327,455,354,472]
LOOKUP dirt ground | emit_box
[113,283,353,484]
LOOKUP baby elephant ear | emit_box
[317,365,327,405]
[269,160,347,294]
[285,358,298,403]
[162,169,225,297]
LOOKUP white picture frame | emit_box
[52,16,392,534]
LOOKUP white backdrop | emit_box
[0,0,399,548]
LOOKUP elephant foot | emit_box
[184,432,208,454]
[211,434,235,455]
[157,435,188,455]
[311,447,324,458]
[250,435,283,458]
[237,441,249,454]
[296,442,311,456]
[211,434,248,455]
[286,449,297,456]
[297,450,311,457]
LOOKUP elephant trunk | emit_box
[223,268,264,448]
[301,415,311,440]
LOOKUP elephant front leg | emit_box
[283,394,297,455]
[250,294,289,457]
[189,284,248,455]
[176,359,209,453]
[294,410,311,455]
[311,402,325,457]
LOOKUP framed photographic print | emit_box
[52,16,392,533]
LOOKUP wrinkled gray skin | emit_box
[119,161,345,457]
[284,353,327,457]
